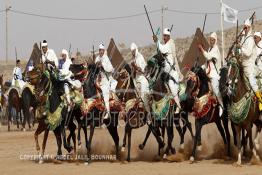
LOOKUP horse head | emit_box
[83,63,100,99]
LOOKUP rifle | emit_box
[225,12,256,60]
[92,45,95,62]
[68,43,72,59]
[144,5,155,35]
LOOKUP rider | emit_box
[59,49,82,107]
[95,43,118,119]
[254,31,262,73]
[12,59,26,90]
[238,19,262,111]
[130,43,151,116]
[153,28,182,114]
[198,32,224,116]
[41,40,59,70]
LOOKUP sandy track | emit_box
[0,123,261,175]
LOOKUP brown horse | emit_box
[0,75,7,122]
[7,86,22,131]
[220,57,261,165]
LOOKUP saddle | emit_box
[81,92,123,116]
[193,93,217,119]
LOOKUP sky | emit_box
[0,0,262,61]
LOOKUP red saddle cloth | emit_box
[193,94,217,119]
[81,97,123,116]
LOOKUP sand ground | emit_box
[0,121,261,175]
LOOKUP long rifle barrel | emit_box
[144,5,155,35]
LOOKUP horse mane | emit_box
[191,66,210,97]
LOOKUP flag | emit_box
[221,3,238,23]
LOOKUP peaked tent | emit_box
[107,38,130,73]
[180,28,209,75]
[24,43,42,73]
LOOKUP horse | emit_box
[185,65,228,162]
[114,62,166,161]
[34,69,72,163]
[219,57,261,165]
[7,86,22,131]
[0,75,7,122]
[131,52,180,159]
[138,80,194,152]
[82,63,122,164]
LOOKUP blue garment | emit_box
[58,59,65,70]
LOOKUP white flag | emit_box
[221,3,238,23]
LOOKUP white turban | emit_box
[210,32,217,41]
[61,49,69,60]
[41,40,48,47]
[99,43,105,50]
[130,43,137,51]
[163,28,171,35]
[254,31,262,38]
[244,19,251,26]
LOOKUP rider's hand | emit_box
[153,35,158,43]
[198,44,204,53]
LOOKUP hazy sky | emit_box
[0,0,262,61]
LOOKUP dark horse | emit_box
[138,76,194,152]
[134,52,182,159]
[116,64,165,161]
[219,57,261,165]
[185,65,229,162]
[82,63,122,164]
[34,69,71,163]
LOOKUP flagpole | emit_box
[220,0,225,66]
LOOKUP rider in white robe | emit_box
[153,28,182,113]
[95,43,117,119]
[199,32,223,115]
[11,59,26,90]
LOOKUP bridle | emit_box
[225,58,240,97]
[186,71,200,98]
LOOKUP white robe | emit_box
[11,67,26,90]
[42,49,59,68]
[202,44,223,106]
[133,50,149,101]
[240,31,258,91]
[157,39,179,98]
[95,54,117,112]
[255,40,262,73]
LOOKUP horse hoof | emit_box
[197,145,202,151]
[84,162,89,166]
[163,154,167,160]
[121,147,125,152]
[189,156,194,162]
[22,128,26,132]
[138,144,144,150]
[180,143,185,150]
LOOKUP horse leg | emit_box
[39,129,49,164]
[174,113,184,149]
[247,125,260,161]
[241,129,247,158]
[121,124,128,152]
[139,126,152,150]
[127,127,132,162]
[215,118,227,144]
[7,106,11,131]
[190,120,203,162]
[86,124,94,164]
[184,112,194,139]
[254,125,261,150]
[77,122,82,147]
[107,124,120,160]
[34,120,46,156]
[234,125,242,165]
[68,121,77,157]
[16,109,20,130]
[53,126,63,160]
[231,122,237,146]
[221,110,232,158]
[148,123,165,149]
